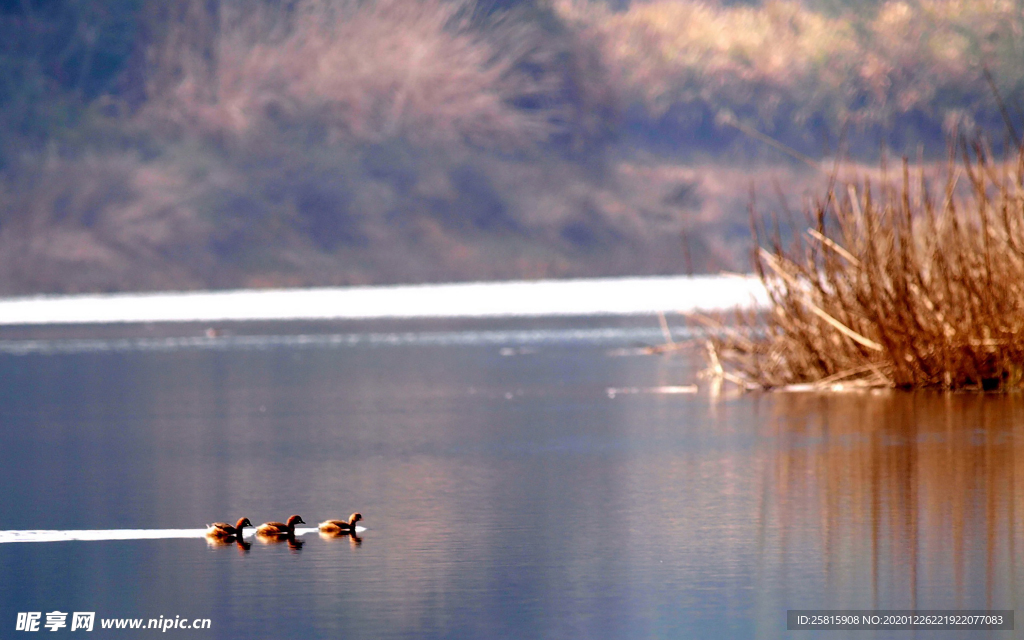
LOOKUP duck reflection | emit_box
[319,530,362,548]
[205,536,251,554]
[256,533,304,551]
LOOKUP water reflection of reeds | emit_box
[764,392,1024,609]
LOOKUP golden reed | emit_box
[712,140,1024,391]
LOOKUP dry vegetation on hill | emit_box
[557,0,1024,152]
[1,0,1022,293]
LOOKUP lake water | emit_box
[0,319,1020,639]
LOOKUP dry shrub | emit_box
[713,140,1024,391]
[144,0,555,149]
[0,153,215,293]
[557,0,856,122]
[859,0,1024,126]
[556,0,1024,142]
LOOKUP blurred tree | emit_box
[0,0,143,162]
[0,0,142,98]
[128,0,219,105]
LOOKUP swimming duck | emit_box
[256,515,306,537]
[205,517,252,539]
[318,512,363,535]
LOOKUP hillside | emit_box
[1,0,1020,293]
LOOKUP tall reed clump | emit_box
[711,140,1024,391]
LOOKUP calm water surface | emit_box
[0,322,1020,639]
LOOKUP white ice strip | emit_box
[0,528,329,543]
[0,275,768,325]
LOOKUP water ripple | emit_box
[0,327,708,355]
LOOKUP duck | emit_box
[318,512,363,535]
[205,517,252,539]
[255,515,306,538]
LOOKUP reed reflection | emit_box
[763,391,1024,608]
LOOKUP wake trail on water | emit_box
[0,527,363,543]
